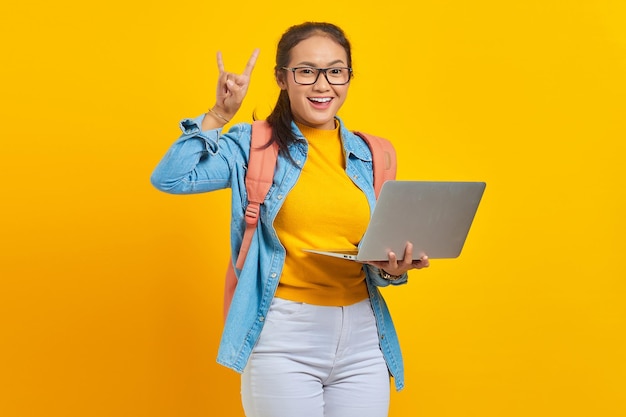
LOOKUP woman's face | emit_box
[278,35,350,130]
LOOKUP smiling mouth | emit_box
[308,97,332,104]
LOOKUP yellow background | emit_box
[1,1,624,416]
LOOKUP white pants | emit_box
[241,298,390,417]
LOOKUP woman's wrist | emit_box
[207,107,230,124]
[379,269,403,281]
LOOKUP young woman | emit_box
[151,22,429,417]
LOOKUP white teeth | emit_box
[309,97,331,103]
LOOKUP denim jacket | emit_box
[151,115,409,391]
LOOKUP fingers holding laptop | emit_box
[365,241,430,276]
[405,241,430,270]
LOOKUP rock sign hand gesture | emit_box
[209,48,260,125]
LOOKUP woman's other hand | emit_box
[364,241,429,277]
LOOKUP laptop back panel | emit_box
[355,181,486,261]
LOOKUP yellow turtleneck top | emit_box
[273,122,371,306]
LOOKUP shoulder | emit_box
[225,122,253,138]
[220,122,253,148]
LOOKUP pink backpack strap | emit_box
[235,120,277,268]
[224,120,277,319]
[223,261,237,320]
[353,131,397,197]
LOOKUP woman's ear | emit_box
[276,72,287,90]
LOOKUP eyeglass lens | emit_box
[292,67,351,85]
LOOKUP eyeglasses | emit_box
[282,66,353,85]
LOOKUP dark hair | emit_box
[263,22,353,159]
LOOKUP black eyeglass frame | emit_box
[281,66,353,85]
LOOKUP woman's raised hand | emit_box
[212,48,260,122]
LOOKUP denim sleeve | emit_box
[364,264,408,287]
[150,115,250,194]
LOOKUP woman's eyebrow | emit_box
[293,59,346,67]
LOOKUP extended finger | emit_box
[402,242,414,265]
[386,251,399,268]
[242,48,260,77]
[217,51,225,73]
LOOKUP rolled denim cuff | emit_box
[178,114,222,153]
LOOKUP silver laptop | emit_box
[303,180,486,261]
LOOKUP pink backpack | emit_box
[223,120,397,319]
